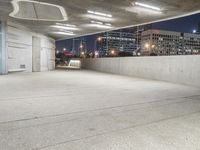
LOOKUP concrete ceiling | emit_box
[1,0,200,40]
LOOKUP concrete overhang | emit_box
[0,0,200,40]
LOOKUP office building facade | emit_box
[141,29,200,56]
[101,30,136,55]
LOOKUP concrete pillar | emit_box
[0,21,7,75]
[32,36,41,72]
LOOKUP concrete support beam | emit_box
[0,21,7,75]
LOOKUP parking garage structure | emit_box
[0,0,200,150]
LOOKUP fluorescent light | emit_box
[91,20,103,25]
[134,2,161,11]
[51,31,75,36]
[87,10,112,18]
[87,14,113,22]
[51,25,78,31]
[105,23,111,26]
[89,24,112,29]
[90,20,112,29]
[51,23,78,31]
[56,23,76,27]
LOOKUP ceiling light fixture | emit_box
[55,23,76,28]
[90,21,112,29]
[51,24,78,31]
[10,0,68,21]
[134,2,161,11]
[90,20,112,29]
[91,20,103,25]
[87,10,112,18]
[51,31,75,36]
[90,24,112,29]
[105,23,111,26]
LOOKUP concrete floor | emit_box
[0,70,200,150]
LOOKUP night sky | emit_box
[56,13,200,54]
[152,13,200,32]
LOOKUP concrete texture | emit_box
[2,1,200,39]
[0,70,200,150]
[32,36,41,72]
[6,21,55,73]
[0,21,7,75]
[82,55,200,88]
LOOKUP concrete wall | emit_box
[6,21,33,72]
[40,35,55,71]
[0,21,7,75]
[6,21,55,73]
[82,56,200,88]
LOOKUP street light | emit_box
[80,44,83,49]
[95,51,99,57]
[193,29,197,33]
[145,43,149,48]
[97,37,102,42]
[94,36,103,57]
[111,50,115,55]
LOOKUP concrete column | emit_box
[0,21,7,75]
[32,36,41,72]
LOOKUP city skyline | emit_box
[56,13,200,54]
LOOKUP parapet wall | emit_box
[82,55,200,88]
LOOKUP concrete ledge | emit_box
[8,69,26,72]
[82,55,200,88]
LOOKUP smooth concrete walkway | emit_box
[0,70,200,150]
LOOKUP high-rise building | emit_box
[141,29,200,56]
[198,22,200,34]
[98,24,152,56]
[134,24,152,51]
[101,30,136,55]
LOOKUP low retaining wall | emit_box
[82,55,200,88]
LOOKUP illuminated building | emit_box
[141,29,200,56]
